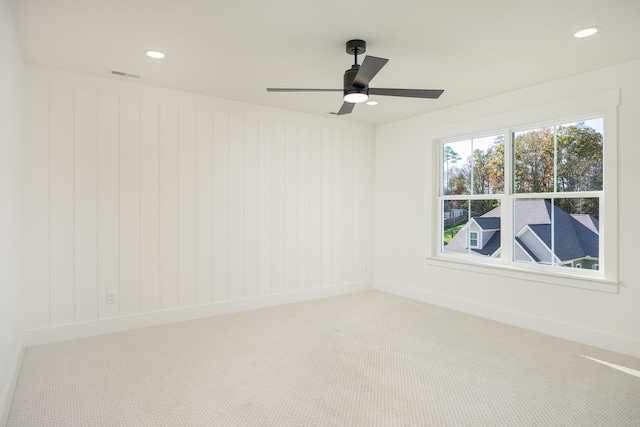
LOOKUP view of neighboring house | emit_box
[443,208,466,219]
[445,199,600,269]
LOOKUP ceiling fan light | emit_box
[344,92,369,103]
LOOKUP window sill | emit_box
[424,256,618,293]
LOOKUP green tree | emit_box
[486,135,505,193]
[512,122,601,216]
[556,122,603,192]
[443,146,461,194]
[554,123,602,217]
[449,164,470,195]
[514,127,555,193]
[472,148,490,195]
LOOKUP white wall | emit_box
[0,0,23,423]
[22,66,374,340]
[375,59,640,358]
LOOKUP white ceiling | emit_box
[9,0,640,125]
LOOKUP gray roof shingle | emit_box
[474,217,501,230]
[445,199,599,261]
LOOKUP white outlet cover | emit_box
[107,290,117,304]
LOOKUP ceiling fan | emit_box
[267,39,444,115]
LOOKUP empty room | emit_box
[2,0,640,425]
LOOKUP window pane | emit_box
[442,199,501,258]
[556,119,603,192]
[513,198,600,270]
[513,118,603,194]
[554,198,599,270]
[443,135,504,196]
[513,199,554,264]
[472,135,505,194]
[442,200,469,253]
[443,140,471,195]
[513,127,555,193]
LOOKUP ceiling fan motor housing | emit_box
[343,64,368,101]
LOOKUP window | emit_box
[469,231,479,248]
[512,119,602,272]
[441,135,503,258]
[435,109,616,289]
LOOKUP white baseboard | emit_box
[23,281,374,347]
[375,279,640,359]
[1,334,24,427]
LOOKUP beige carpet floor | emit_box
[8,291,640,426]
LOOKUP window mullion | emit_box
[551,198,556,266]
[469,138,474,257]
[553,125,558,193]
[511,191,603,199]
[503,128,513,266]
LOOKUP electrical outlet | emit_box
[107,290,118,304]
[364,263,369,273]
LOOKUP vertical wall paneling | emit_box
[119,96,141,316]
[363,134,373,280]
[97,93,120,319]
[352,133,363,282]
[297,124,310,290]
[212,111,230,301]
[271,120,286,294]
[179,106,197,307]
[284,122,298,292]
[243,116,259,298]
[74,89,98,322]
[49,85,75,325]
[331,130,343,285]
[308,125,322,289]
[196,108,213,305]
[140,99,161,312]
[159,103,180,310]
[228,113,244,300]
[257,118,273,296]
[24,81,50,329]
[320,127,333,286]
[23,73,375,330]
[342,132,353,283]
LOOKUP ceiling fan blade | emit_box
[353,56,389,87]
[267,88,342,92]
[336,101,355,115]
[368,88,444,98]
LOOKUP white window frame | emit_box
[426,90,619,293]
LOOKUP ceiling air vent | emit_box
[109,70,142,79]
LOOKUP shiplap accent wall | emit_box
[23,70,374,330]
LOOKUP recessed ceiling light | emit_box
[574,27,599,38]
[146,50,165,59]
[366,101,378,106]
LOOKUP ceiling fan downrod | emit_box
[346,39,366,66]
